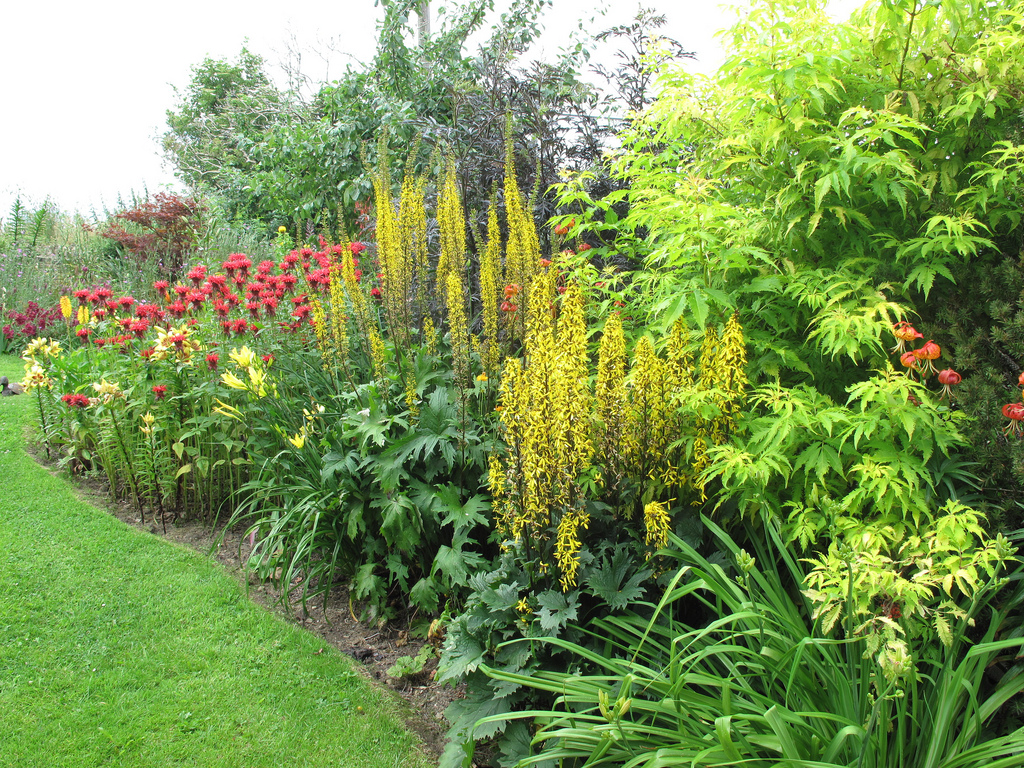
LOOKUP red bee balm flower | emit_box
[152,385,168,400]
[187,265,207,285]
[206,353,219,371]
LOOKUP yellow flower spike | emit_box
[480,190,504,376]
[77,305,90,325]
[643,501,671,554]
[60,296,73,319]
[447,271,470,389]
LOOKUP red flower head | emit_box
[74,289,90,303]
[577,243,592,252]
[554,218,575,236]
[152,385,168,400]
[504,284,521,299]
[206,353,219,371]
[370,287,382,301]
[187,265,207,285]
[92,308,107,320]
[129,319,149,339]
[899,350,919,371]
[153,280,169,298]
[61,393,91,409]
[350,242,367,256]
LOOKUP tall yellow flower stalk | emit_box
[714,312,748,436]
[502,134,540,341]
[665,319,694,392]
[479,190,504,377]
[595,311,628,491]
[446,271,470,391]
[308,292,331,358]
[373,152,419,351]
[436,157,466,313]
[400,171,429,319]
[305,244,351,367]
[622,336,674,502]
[692,315,747,497]
[490,273,592,590]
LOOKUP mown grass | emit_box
[0,355,433,768]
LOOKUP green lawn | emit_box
[0,355,433,767]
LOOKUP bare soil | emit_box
[34,452,462,764]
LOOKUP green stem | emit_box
[109,409,143,521]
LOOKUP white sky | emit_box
[0,0,859,218]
